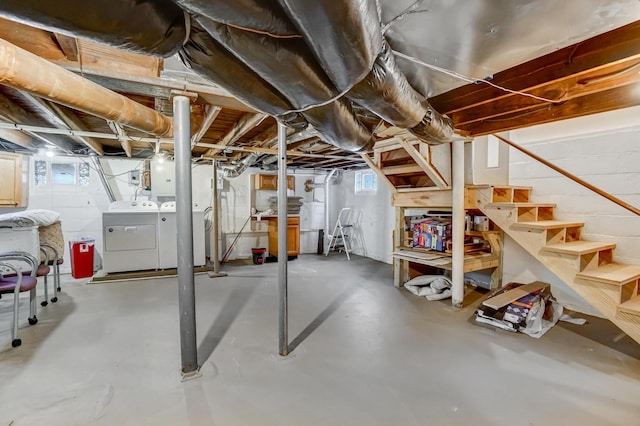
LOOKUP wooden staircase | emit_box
[467,185,640,344]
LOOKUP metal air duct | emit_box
[0,0,186,56]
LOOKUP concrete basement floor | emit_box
[1,254,640,426]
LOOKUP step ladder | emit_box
[326,208,353,260]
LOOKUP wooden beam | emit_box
[391,188,452,208]
[0,90,76,151]
[205,112,267,156]
[360,153,397,193]
[430,20,640,115]
[53,33,79,62]
[450,57,640,128]
[465,85,640,136]
[107,121,132,157]
[44,101,104,155]
[0,17,65,60]
[76,71,255,113]
[396,138,449,188]
[191,105,221,146]
[0,128,36,150]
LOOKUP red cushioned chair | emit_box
[0,251,39,348]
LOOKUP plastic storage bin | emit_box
[69,238,95,278]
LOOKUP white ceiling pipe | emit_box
[0,39,173,137]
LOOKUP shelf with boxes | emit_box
[392,188,503,289]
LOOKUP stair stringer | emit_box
[470,187,640,344]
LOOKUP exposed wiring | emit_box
[578,60,640,86]
[391,49,565,104]
[382,0,428,33]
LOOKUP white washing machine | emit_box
[158,202,206,269]
[102,201,159,274]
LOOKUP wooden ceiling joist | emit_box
[205,112,268,157]
[0,90,75,152]
[0,128,36,150]
[430,20,640,135]
[465,84,640,136]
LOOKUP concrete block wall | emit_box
[331,170,394,264]
[219,168,326,260]
[27,156,214,273]
[504,107,640,315]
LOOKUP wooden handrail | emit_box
[492,133,640,217]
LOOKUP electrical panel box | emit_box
[129,170,140,186]
[151,160,175,197]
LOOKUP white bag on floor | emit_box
[404,275,452,301]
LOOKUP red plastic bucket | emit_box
[251,248,266,265]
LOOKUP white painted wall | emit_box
[218,168,327,260]
[330,170,394,264]
[26,155,214,273]
[504,106,640,316]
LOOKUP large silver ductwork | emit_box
[221,152,259,178]
[1,0,455,149]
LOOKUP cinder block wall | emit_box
[505,107,640,315]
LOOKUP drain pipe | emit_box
[323,168,338,254]
[90,155,116,203]
[174,94,199,377]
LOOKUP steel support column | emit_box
[451,139,465,307]
[174,95,198,375]
[277,122,289,356]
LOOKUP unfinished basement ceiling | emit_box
[0,0,639,170]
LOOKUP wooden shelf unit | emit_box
[392,187,503,288]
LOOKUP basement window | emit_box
[51,163,77,185]
[355,171,377,193]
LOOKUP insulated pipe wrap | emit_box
[279,0,384,92]
[174,0,297,37]
[0,0,186,57]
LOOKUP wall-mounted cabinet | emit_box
[254,174,294,190]
[0,152,26,207]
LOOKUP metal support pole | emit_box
[277,122,289,356]
[208,160,227,278]
[451,139,465,307]
[174,95,199,376]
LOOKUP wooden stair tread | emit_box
[577,263,640,285]
[618,297,640,316]
[466,185,533,190]
[512,220,583,230]
[543,240,616,255]
[486,203,556,208]
[382,164,424,175]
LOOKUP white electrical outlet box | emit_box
[151,160,175,196]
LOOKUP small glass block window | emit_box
[34,160,47,185]
[78,162,90,185]
[355,171,377,193]
[51,163,76,185]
